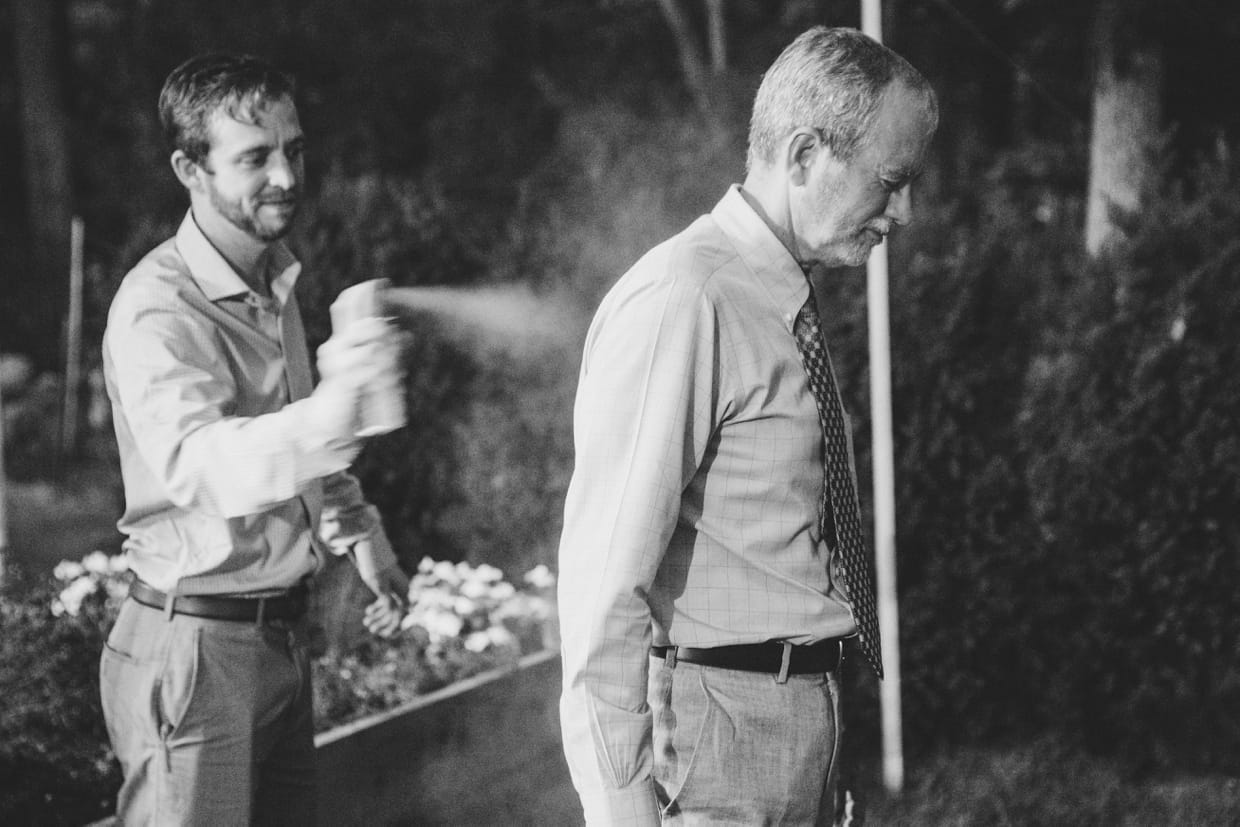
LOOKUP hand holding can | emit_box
[328,279,406,436]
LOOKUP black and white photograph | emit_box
[1,1,1237,824]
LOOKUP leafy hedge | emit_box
[1020,153,1240,772]
[0,577,119,825]
[827,147,1240,775]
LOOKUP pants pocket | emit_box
[100,642,162,767]
[99,603,204,763]
[156,624,202,738]
[652,664,718,818]
[652,666,841,825]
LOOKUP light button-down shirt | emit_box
[103,212,395,596]
[558,186,860,823]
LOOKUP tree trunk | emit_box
[1085,0,1163,256]
[703,0,726,74]
[13,0,73,360]
[655,0,711,111]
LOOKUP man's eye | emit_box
[286,144,304,162]
[881,179,904,193]
[240,154,266,168]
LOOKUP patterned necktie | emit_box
[793,285,884,679]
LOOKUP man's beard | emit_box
[210,186,299,242]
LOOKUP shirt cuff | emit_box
[580,778,660,827]
[288,393,361,484]
[353,527,399,576]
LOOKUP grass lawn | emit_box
[1,457,124,587]
[856,738,1240,826]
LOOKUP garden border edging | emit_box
[314,648,581,825]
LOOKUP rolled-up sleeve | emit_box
[318,469,397,569]
[557,257,719,826]
[105,285,356,520]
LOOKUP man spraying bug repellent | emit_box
[99,53,409,824]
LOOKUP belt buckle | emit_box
[776,642,793,684]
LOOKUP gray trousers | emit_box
[100,597,316,826]
[650,653,843,825]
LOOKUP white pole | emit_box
[0,376,7,585]
[62,216,85,458]
[861,0,905,796]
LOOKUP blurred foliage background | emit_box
[2,0,1240,821]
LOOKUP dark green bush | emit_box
[834,146,1240,775]
[1022,150,1240,773]
[0,580,119,825]
[1,374,64,482]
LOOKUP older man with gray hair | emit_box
[557,26,938,825]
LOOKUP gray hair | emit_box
[747,27,937,171]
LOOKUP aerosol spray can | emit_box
[329,278,406,436]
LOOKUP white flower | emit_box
[417,556,436,574]
[460,578,490,600]
[453,597,479,617]
[1170,316,1186,342]
[423,590,458,611]
[463,631,492,653]
[432,560,461,585]
[523,564,556,590]
[494,594,551,624]
[82,551,111,575]
[105,578,130,603]
[486,625,517,649]
[54,576,99,617]
[474,563,504,583]
[409,573,439,596]
[525,596,552,620]
[109,554,130,574]
[488,582,516,601]
[422,609,465,640]
[53,561,85,582]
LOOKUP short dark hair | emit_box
[747,27,937,171]
[159,53,296,164]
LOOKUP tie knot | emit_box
[795,293,821,339]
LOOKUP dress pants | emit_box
[100,597,316,826]
[649,654,842,826]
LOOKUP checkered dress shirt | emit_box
[102,212,395,595]
[558,186,863,824]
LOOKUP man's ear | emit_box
[171,150,205,192]
[785,130,819,187]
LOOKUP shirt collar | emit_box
[710,184,809,331]
[174,211,302,305]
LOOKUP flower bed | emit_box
[311,556,557,730]
[1,551,559,823]
[50,551,557,733]
[313,647,579,825]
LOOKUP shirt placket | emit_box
[247,293,291,404]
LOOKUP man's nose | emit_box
[885,185,912,226]
[267,154,297,190]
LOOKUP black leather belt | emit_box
[652,639,843,676]
[129,579,308,622]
